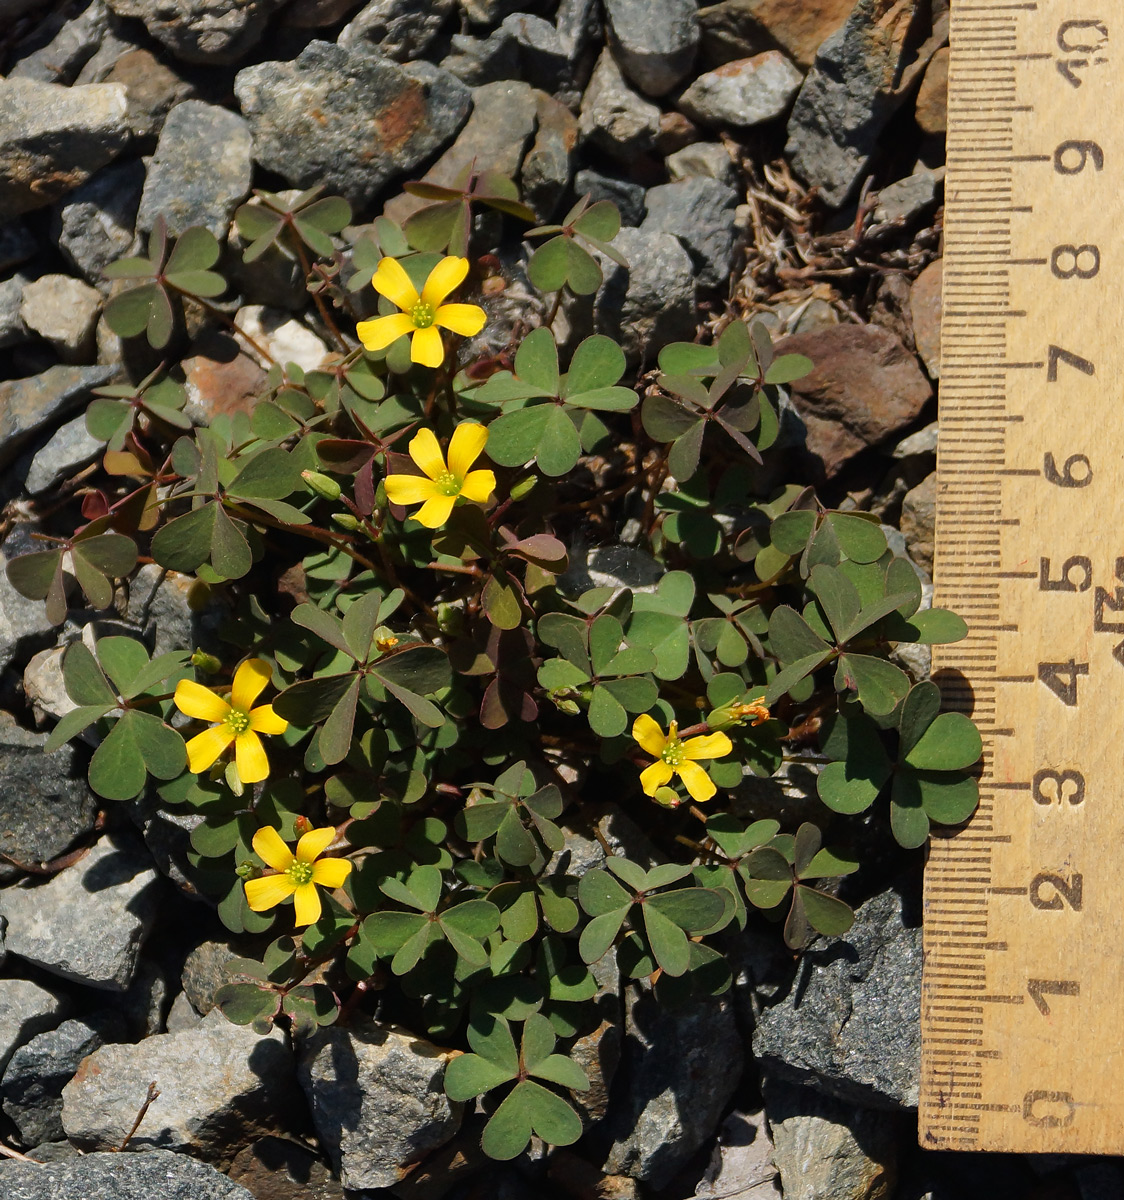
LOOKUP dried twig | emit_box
[115,1082,160,1152]
[0,1141,43,1164]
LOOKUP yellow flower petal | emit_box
[434,302,486,337]
[249,703,288,735]
[632,714,668,758]
[356,312,415,353]
[185,725,234,774]
[410,325,444,368]
[235,729,270,784]
[407,428,447,480]
[413,494,458,528]
[372,256,420,312]
[293,881,323,927]
[676,760,717,803]
[231,657,272,713]
[384,473,441,506]
[458,469,495,504]
[296,826,337,863]
[253,825,295,872]
[245,874,296,912]
[639,759,675,796]
[311,857,352,889]
[421,255,469,308]
[174,680,231,723]
[447,422,488,479]
[682,731,733,761]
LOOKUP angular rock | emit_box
[0,364,115,470]
[62,1009,305,1163]
[165,990,203,1033]
[137,100,252,239]
[228,1137,346,1200]
[0,979,68,1075]
[459,0,539,23]
[0,832,160,991]
[500,11,583,93]
[873,169,942,225]
[25,414,104,495]
[8,0,108,84]
[667,140,736,186]
[0,78,128,220]
[765,1080,898,1200]
[679,51,803,129]
[234,41,471,211]
[774,324,932,478]
[695,1110,780,1200]
[0,274,30,350]
[901,472,935,576]
[640,176,738,290]
[102,49,195,148]
[753,888,922,1110]
[910,257,942,378]
[339,0,455,61]
[441,27,520,87]
[573,169,647,228]
[603,0,699,96]
[578,49,661,161]
[603,988,742,1180]
[699,0,855,71]
[915,44,949,136]
[0,1148,256,1199]
[522,91,579,220]
[181,336,270,425]
[104,0,290,64]
[297,1019,462,1191]
[181,938,243,1015]
[55,159,145,285]
[19,275,103,363]
[2,1019,106,1146]
[235,307,329,373]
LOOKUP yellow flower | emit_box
[243,826,352,927]
[174,658,288,785]
[632,714,733,804]
[384,423,495,528]
[356,255,486,368]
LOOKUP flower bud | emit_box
[294,815,313,836]
[547,688,581,716]
[653,786,681,808]
[707,697,770,732]
[235,860,259,880]
[331,512,360,530]
[510,475,537,501]
[301,470,342,501]
[224,761,245,797]
[436,603,465,635]
[191,649,223,674]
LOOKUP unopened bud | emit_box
[653,786,681,809]
[225,761,245,797]
[293,815,313,836]
[191,648,223,674]
[331,512,360,530]
[510,475,537,501]
[302,470,342,501]
[235,860,259,880]
[375,635,399,653]
[436,603,464,635]
[547,687,581,716]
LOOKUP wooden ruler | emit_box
[919,0,1122,1151]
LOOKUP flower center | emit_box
[410,301,436,329]
[285,860,314,886]
[435,470,462,497]
[660,722,685,767]
[224,707,251,735]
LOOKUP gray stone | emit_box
[181,938,243,1015]
[459,0,537,23]
[640,176,739,290]
[0,79,129,221]
[125,563,220,658]
[165,990,203,1033]
[441,27,519,87]
[62,1009,305,1163]
[297,1019,462,1191]
[0,712,95,881]
[0,222,37,273]
[874,169,943,225]
[19,275,103,363]
[667,141,736,186]
[339,0,456,61]
[0,558,58,678]
[0,979,68,1076]
[765,1080,898,1200]
[573,169,646,227]
[500,11,578,92]
[603,0,699,96]
[235,41,471,211]
[104,0,290,64]
[679,51,803,128]
[25,415,104,495]
[8,1,108,85]
[137,101,252,239]
[578,49,661,161]
[594,226,696,364]
[55,158,145,285]
[0,364,115,470]
[2,1019,106,1146]
[695,1109,780,1199]
[0,273,30,350]
[0,832,161,991]
[522,91,579,220]
[103,49,196,148]
[753,888,921,1110]
[603,987,742,1180]
[0,1149,256,1199]
[893,422,938,462]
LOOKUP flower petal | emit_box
[231,657,273,712]
[185,725,234,774]
[174,680,231,723]
[447,422,488,478]
[407,428,446,480]
[421,255,469,308]
[434,302,486,337]
[410,325,445,368]
[372,256,420,311]
[249,703,288,735]
[292,881,323,927]
[458,469,495,504]
[682,731,733,761]
[235,729,270,784]
[252,825,295,872]
[632,714,668,758]
[413,494,457,529]
[639,759,675,796]
[296,826,337,864]
[676,760,717,804]
[311,858,353,889]
[245,874,296,913]
[356,312,415,353]
[384,473,440,506]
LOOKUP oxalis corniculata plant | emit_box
[6,167,982,1161]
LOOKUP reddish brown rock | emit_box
[181,333,268,424]
[228,1137,345,1200]
[914,44,949,135]
[901,471,936,574]
[699,0,855,70]
[775,324,933,478]
[910,258,942,378]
